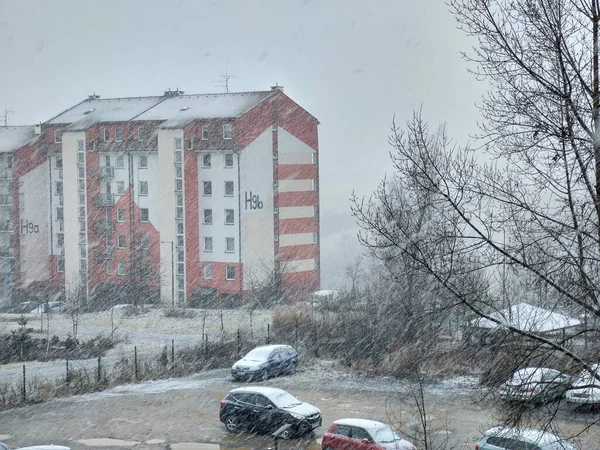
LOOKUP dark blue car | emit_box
[231,344,299,381]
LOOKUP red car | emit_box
[322,418,415,450]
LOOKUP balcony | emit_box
[93,220,115,235]
[93,246,115,260]
[0,247,14,258]
[97,193,115,206]
[98,166,115,179]
[0,195,12,206]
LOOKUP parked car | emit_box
[231,344,298,381]
[565,363,600,406]
[496,367,571,403]
[321,418,415,450]
[219,386,321,438]
[0,443,70,450]
[475,427,578,450]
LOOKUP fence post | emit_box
[237,328,241,360]
[204,334,208,362]
[21,365,26,402]
[134,346,138,381]
[267,324,270,345]
[171,339,175,374]
[97,355,101,383]
[66,359,69,385]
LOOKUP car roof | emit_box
[248,344,294,352]
[484,427,566,446]
[229,386,291,399]
[333,418,389,431]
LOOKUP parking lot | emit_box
[1,361,599,450]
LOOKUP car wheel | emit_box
[289,363,297,375]
[225,416,239,432]
[281,427,293,439]
[260,370,269,381]
[297,421,310,435]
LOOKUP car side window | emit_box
[252,394,272,408]
[542,369,560,382]
[232,393,253,405]
[351,427,372,441]
[335,425,352,437]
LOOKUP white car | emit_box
[565,363,600,405]
[497,367,570,403]
[475,427,578,450]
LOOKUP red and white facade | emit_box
[0,88,320,306]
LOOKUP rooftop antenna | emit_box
[213,70,236,93]
[3,106,14,126]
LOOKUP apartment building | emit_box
[1,87,320,306]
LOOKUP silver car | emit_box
[497,367,571,403]
[475,427,578,450]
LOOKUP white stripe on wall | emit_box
[279,206,314,219]
[278,152,313,165]
[282,259,316,273]
[279,232,315,247]
[278,179,314,192]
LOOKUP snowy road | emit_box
[0,363,598,450]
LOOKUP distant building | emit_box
[0,87,321,307]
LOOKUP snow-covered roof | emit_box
[134,91,277,128]
[0,126,37,152]
[472,303,580,333]
[47,91,277,130]
[311,290,339,297]
[230,386,290,399]
[483,426,573,448]
[47,97,164,128]
[333,418,389,432]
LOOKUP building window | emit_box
[78,166,85,180]
[116,154,125,168]
[57,259,65,273]
[225,237,235,253]
[177,247,184,262]
[117,208,125,222]
[175,137,182,150]
[177,235,184,247]
[312,152,317,164]
[118,235,126,248]
[175,165,183,179]
[312,179,316,191]
[55,181,63,195]
[139,181,148,196]
[203,264,213,280]
[202,153,211,168]
[224,181,234,196]
[118,261,125,276]
[79,246,87,259]
[223,123,233,139]
[139,154,148,169]
[87,141,96,151]
[203,209,212,225]
[57,233,64,247]
[176,206,184,219]
[56,207,64,222]
[79,219,86,232]
[138,127,145,141]
[140,234,149,250]
[202,125,209,140]
[273,179,278,188]
[273,151,278,159]
[175,151,182,164]
[203,236,213,252]
[79,259,87,272]
[224,153,234,167]
[226,265,235,281]
[115,127,123,142]
[225,209,234,225]
[117,181,125,195]
[185,138,193,149]
[176,192,183,206]
[177,262,184,275]
[177,221,184,236]
[313,232,317,243]
[203,181,212,196]
[54,129,63,143]
[175,179,183,191]
[103,127,109,142]
[56,157,63,169]
[107,261,113,275]
[79,205,86,218]
[140,208,149,222]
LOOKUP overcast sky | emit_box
[0,0,488,289]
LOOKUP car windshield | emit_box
[242,348,272,362]
[372,425,398,444]
[271,392,303,408]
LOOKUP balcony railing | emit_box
[93,220,115,235]
[93,247,115,260]
[98,166,115,179]
[0,195,12,206]
[97,193,115,206]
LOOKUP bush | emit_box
[163,308,196,319]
